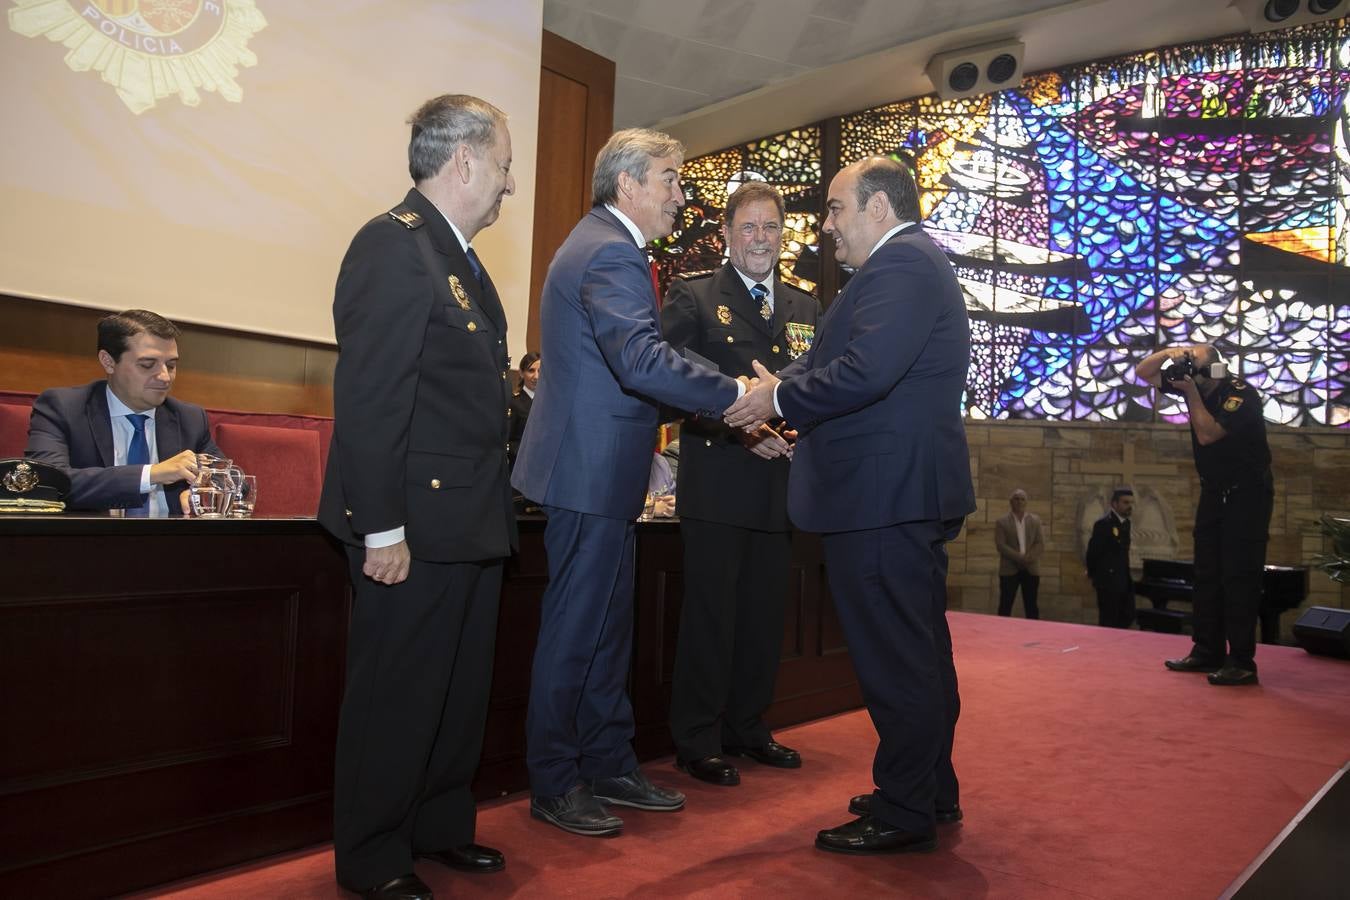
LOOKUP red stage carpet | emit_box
[130,613,1350,899]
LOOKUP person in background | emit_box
[1137,344,1273,687]
[25,309,219,516]
[994,488,1044,619]
[317,93,516,900]
[660,180,820,787]
[1085,487,1135,629]
[507,352,539,470]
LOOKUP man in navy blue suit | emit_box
[726,156,975,855]
[512,128,742,837]
[25,309,219,515]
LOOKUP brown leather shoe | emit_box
[417,842,504,873]
[848,793,962,823]
[340,873,433,900]
[815,815,937,855]
[676,755,740,785]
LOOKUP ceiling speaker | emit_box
[1233,0,1345,33]
[926,39,1025,101]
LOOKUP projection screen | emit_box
[0,0,542,355]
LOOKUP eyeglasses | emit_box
[735,222,783,238]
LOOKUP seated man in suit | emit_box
[25,309,220,515]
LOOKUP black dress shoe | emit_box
[417,843,504,873]
[723,739,802,769]
[815,815,938,855]
[1208,665,1259,686]
[676,755,740,785]
[1164,654,1224,673]
[340,873,433,900]
[530,784,623,836]
[848,793,962,823]
[589,768,686,810]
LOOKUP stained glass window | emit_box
[671,20,1350,426]
[657,127,822,294]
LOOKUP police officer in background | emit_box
[1136,344,1273,687]
[661,181,820,786]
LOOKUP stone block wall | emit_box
[949,420,1350,635]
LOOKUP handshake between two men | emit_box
[728,359,793,460]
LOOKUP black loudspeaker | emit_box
[1292,606,1350,659]
[1233,0,1346,34]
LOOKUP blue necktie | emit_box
[465,246,485,287]
[126,413,150,516]
[751,282,771,321]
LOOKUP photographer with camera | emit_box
[1136,344,1273,686]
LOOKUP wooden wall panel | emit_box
[527,31,615,352]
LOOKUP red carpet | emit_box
[129,613,1350,899]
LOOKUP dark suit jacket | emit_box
[775,225,976,534]
[25,379,220,513]
[1085,513,1132,592]
[511,206,739,520]
[318,188,516,563]
[661,265,820,531]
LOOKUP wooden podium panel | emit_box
[0,516,860,897]
[0,517,350,899]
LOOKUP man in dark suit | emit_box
[25,309,218,515]
[661,181,820,786]
[726,156,975,855]
[512,128,742,837]
[317,94,516,900]
[1086,487,1136,629]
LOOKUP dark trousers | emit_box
[669,518,791,760]
[333,549,501,890]
[526,507,639,798]
[1191,476,1274,671]
[820,518,963,833]
[997,570,1040,619]
[1095,584,1135,628]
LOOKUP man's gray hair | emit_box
[852,156,921,223]
[592,128,685,206]
[1010,488,1028,501]
[407,94,507,183]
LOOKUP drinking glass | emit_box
[231,474,258,518]
[191,468,237,518]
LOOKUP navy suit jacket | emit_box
[512,206,739,520]
[25,380,221,513]
[776,225,976,533]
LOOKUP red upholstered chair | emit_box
[0,402,32,459]
[214,422,322,517]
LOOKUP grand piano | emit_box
[1133,558,1309,644]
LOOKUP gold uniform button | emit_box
[772,345,781,354]
[430,478,441,489]
[726,335,734,343]
[705,439,712,447]
[467,321,478,332]
[344,508,352,517]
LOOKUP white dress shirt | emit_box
[106,385,167,517]
[732,267,774,315]
[1014,513,1027,555]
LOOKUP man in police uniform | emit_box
[1137,344,1273,686]
[1085,487,1135,629]
[318,94,516,900]
[661,181,820,786]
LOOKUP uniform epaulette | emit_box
[679,272,714,283]
[1230,377,1247,390]
[388,207,424,229]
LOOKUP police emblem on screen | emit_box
[8,0,268,114]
